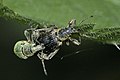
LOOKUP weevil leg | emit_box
[24,29,32,42]
[31,30,40,44]
[66,41,70,46]
[38,48,60,60]
[41,59,47,75]
[37,53,48,75]
[24,28,37,43]
[47,48,60,59]
[31,44,45,54]
[114,43,120,50]
[46,42,62,59]
[37,48,60,75]
[65,39,70,46]
[69,37,81,45]
[40,42,62,60]
[37,42,62,75]
[24,25,39,43]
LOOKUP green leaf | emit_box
[76,23,95,32]
[1,0,120,27]
[0,4,57,28]
[80,27,120,45]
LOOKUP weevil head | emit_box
[58,19,78,41]
[14,40,33,59]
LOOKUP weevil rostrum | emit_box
[14,19,120,75]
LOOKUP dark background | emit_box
[0,17,120,80]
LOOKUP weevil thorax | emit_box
[58,19,77,41]
[14,41,37,59]
[36,28,59,54]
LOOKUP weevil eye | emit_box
[14,41,30,59]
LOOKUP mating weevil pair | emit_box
[14,19,81,75]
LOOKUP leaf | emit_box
[80,27,120,45]
[1,0,120,27]
[76,23,95,33]
[0,4,56,28]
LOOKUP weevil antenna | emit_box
[41,59,48,75]
[79,15,93,25]
[61,48,93,60]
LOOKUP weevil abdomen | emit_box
[37,32,59,54]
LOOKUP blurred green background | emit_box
[0,0,120,80]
